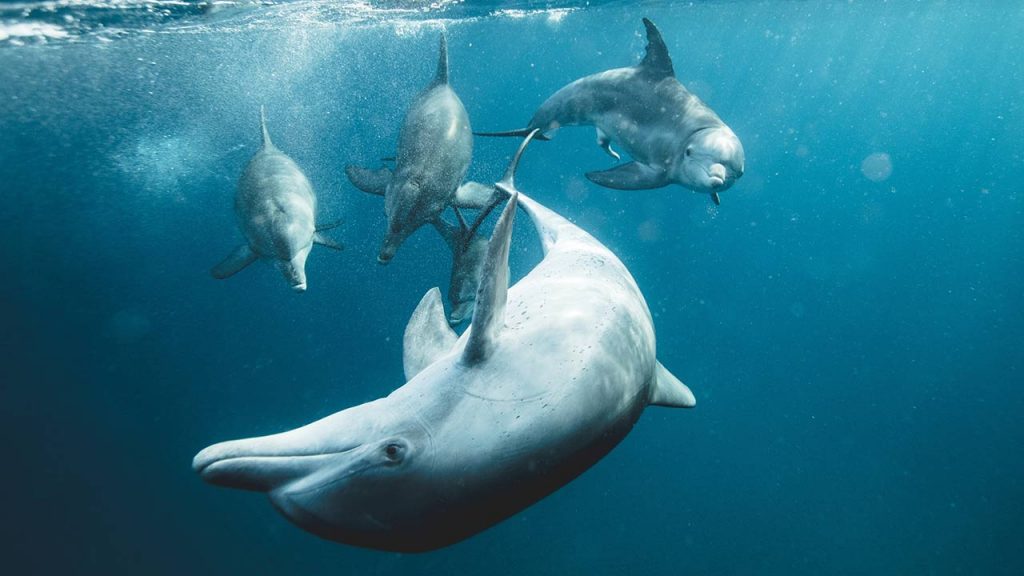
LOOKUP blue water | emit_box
[1,1,1022,573]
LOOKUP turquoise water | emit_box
[1,1,1022,573]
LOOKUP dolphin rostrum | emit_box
[477,18,745,205]
[346,33,495,264]
[211,107,343,291]
[193,132,695,551]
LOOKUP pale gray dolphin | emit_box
[477,18,745,205]
[193,133,694,551]
[346,33,486,264]
[212,107,343,291]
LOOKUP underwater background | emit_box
[1,0,1022,573]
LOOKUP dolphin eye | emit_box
[685,147,693,157]
[384,443,403,462]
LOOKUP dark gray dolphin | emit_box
[430,205,496,326]
[346,33,482,264]
[212,107,342,291]
[193,132,695,552]
[477,18,745,205]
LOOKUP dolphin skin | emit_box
[212,107,342,291]
[194,133,695,552]
[477,18,745,205]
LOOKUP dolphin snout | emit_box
[292,283,307,292]
[708,163,727,188]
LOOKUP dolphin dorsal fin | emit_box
[432,33,449,86]
[259,105,273,149]
[462,132,538,365]
[404,288,457,381]
[639,18,675,79]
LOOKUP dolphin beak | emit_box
[292,283,307,292]
[708,163,727,188]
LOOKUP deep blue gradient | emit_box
[1,1,1022,574]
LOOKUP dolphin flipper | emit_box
[711,192,721,206]
[314,233,345,251]
[431,217,460,252]
[596,128,620,161]
[586,162,669,190]
[649,361,696,408]
[345,165,392,196]
[211,244,258,279]
[403,287,457,381]
[453,181,499,210]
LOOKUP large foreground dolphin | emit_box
[346,33,486,264]
[477,18,745,205]
[193,133,695,551]
[212,107,342,291]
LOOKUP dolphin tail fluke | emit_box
[639,18,675,78]
[473,128,551,141]
[313,232,344,251]
[212,244,257,279]
[649,361,696,408]
[453,181,501,211]
[259,105,273,148]
[345,165,392,196]
[404,287,458,381]
[462,131,540,365]
[433,33,449,86]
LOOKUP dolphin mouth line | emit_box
[193,446,361,477]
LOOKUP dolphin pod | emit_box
[200,17,740,551]
[194,133,695,551]
[211,107,343,291]
[477,18,745,205]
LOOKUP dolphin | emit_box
[477,18,745,205]
[346,33,492,264]
[430,205,496,326]
[212,107,343,291]
[193,132,695,552]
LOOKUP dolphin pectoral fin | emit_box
[711,192,721,206]
[403,287,458,381]
[313,232,344,251]
[639,18,675,78]
[649,361,696,408]
[211,245,257,279]
[596,128,620,161]
[463,131,539,366]
[453,181,499,210]
[586,162,669,190]
[345,165,392,196]
[431,217,459,252]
